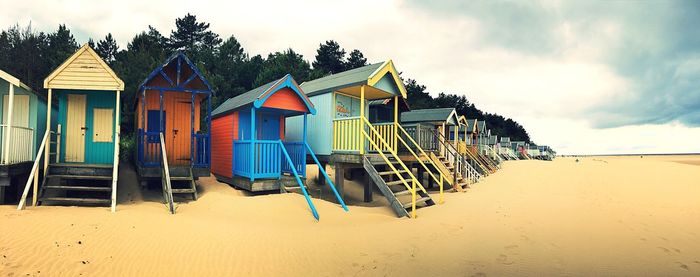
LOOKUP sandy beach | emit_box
[1,155,699,276]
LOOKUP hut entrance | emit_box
[169,98,192,165]
[65,94,86,162]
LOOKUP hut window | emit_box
[93,108,113,143]
[335,93,360,118]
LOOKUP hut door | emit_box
[169,98,192,165]
[65,94,86,162]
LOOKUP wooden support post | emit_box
[334,163,344,201]
[363,169,372,202]
[3,83,14,164]
[359,86,365,154]
[111,90,120,213]
[318,161,327,186]
[250,107,255,181]
[393,96,398,152]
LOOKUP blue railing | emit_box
[137,129,162,167]
[193,133,210,167]
[232,140,306,180]
[138,129,210,168]
[282,142,305,177]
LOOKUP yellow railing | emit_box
[361,117,427,218]
[457,141,467,154]
[369,122,396,153]
[332,117,361,152]
[395,123,448,201]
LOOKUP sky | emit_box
[1,0,699,155]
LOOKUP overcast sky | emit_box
[2,0,699,155]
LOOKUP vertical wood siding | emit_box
[261,88,309,113]
[211,113,233,178]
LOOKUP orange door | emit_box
[168,97,192,166]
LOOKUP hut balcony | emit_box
[0,125,34,164]
[136,129,210,168]
[232,139,306,180]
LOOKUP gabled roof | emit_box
[44,44,124,91]
[138,51,214,95]
[400,108,458,125]
[465,118,478,133]
[0,69,33,92]
[212,74,315,118]
[477,120,486,132]
[300,60,407,98]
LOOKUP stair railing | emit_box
[431,129,483,183]
[361,117,425,218]
[395,123,446,202]
[160,133,175,214]
[17,130,50,210]
[279,140,319,220]
[305,142,348,211]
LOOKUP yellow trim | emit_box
[367,60,408,98]
[395,123,448,203]
[359,85,365,154]
[44,44,125,90]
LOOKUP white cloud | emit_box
[1,0,697,154]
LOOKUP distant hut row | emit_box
[3,44,554,220]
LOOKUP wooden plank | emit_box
[46,175,112,180]
[40,197,110,204]
[43,185,111,191]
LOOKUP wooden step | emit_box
[39,197,110,204]
[378,170,407,176]
[47,175,112,180]
[385,180,408,186]
[402,197,432,208]
[394,190,413,196]
[50,163,113,169]
[172,188,196,194]
[169,176,193,181]
[43,185,111,192]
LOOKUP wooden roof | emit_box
[44,44,124,91]
[300,60,407,99]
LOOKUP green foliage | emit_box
[255,49,311,87]
[119,132,136,163]
[96,33,119,65]
[345,49,368,70]
[312,40,346,75]
[0,15,532,143]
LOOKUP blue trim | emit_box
[249,107,255,181]
[252,74,317,115]
[137,51,215,98]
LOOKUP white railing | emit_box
[0,125,35,164]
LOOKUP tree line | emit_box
[0,13,530,142]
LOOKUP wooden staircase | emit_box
[38,163,113,206]
[363,155,435,217]
[167,166,198,201]
[478,153,499,172]
[429,153,470,192]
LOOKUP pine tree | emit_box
[87,38,96,49]
[312,40,345,75]
[96,33,119,65]
[255,49,311,86]
[345,49,367,70]
[168,13,222,53]
[47,24,78,70]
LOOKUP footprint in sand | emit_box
[657,247,672,254]
[504,244,518,250]
[673,248,681,254]
[470,273,486,277]
[496,254,515,265]
[676,262,689,271]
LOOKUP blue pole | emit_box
[250,107,255,181]
[305,142,349,212]
[280,140,319,221]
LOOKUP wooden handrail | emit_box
[395,123,447,203]
[17,130,49,210]
[160,133,175,214]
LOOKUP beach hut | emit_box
[135,52,213,203]
[0,70,56,204]
[18,44,123,211]
[210,74,346,220]
[399,108,476,190]
[287,61,442,218]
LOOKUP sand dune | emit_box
[1,156,699,276]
